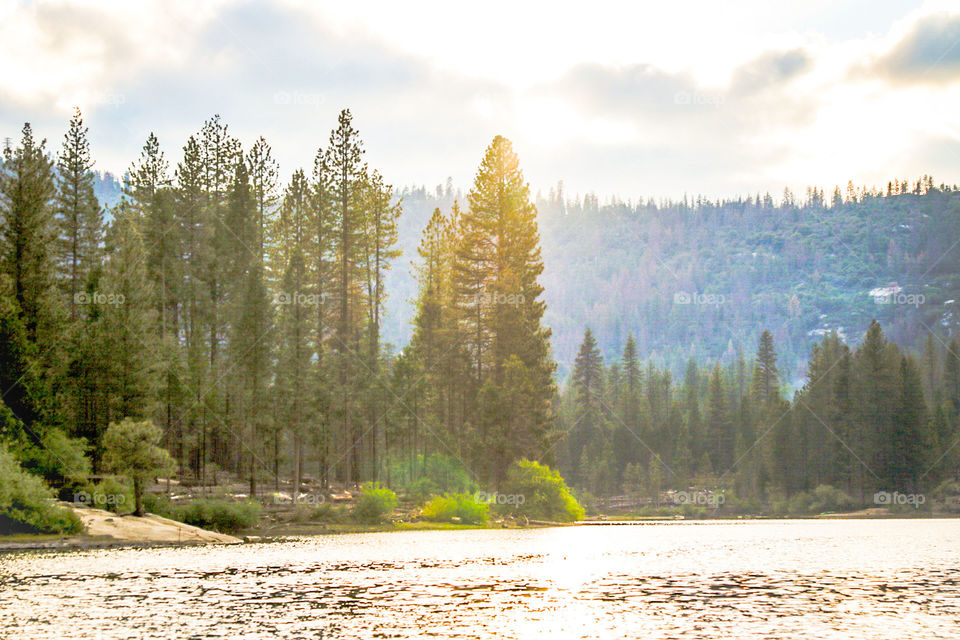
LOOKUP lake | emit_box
[2,519,959,639]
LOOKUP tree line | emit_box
[536,176,960,383]
[0,109,556,500]
[561,322,958,504]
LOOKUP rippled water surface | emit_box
[2,519,959,639]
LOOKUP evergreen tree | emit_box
[0,124,58,345]
[100,203,157,435]
[325,109,366,483]
[273,169,313,497]
[752,329,779,406]
[567,328,604,484]
[55,108,102,320]
[887,355,929,492]
[462,136,556,482]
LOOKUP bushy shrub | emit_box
[500,459,585,522]
[141,493,174,518]
[421,493,489,525]
[0,445,82,534]
[310,502,350,523]
[721,494,762,515]
[79,476,134,514]
[12,427,90,489]
[101,418,175,516]
[931,479,960,499]
[353,482,398,523]
[404,477,440,502]
[169,498,261,533]
[388,454,476,498]
[809,485,856,513]
[787,491,814,515]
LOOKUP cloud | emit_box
[540,63,713,122]
[730,49,811,95]
[0,0,513,188]
[873,12,960,83]
[0,0,958,204]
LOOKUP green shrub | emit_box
[388,454,476,498]
[12,427,91,489]
[809,485,856,513]
[101,418,176,516]
[170,498,261,533]
[422,493,489,525]
[637,504,674,518]
[310,502,350,523]
[0,445,82,534]
[79,476,134,514]
[353,482,398,523]
[404,477,440,502]
[500,459,585,522]
[142,493,175,518]
[932,479,960,498]
[787,491,814,515]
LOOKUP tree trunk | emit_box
[133,476,144,517]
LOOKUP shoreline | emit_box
[0,504,241,553]
[4,507,956,553]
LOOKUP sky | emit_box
[2,0,960,201]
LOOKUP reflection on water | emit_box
[2,520,959,639]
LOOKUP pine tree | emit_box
[325,109,366,483]
[567,328,604,485]
[461,136,556,482]
[752,329,779,406]
[199,115,242,471]
[225,161,272,495]
[888,355,929,492]
[855,320,896,497]
[100,203,157,432]
[56,108,102,320]
[174,134,209,479]
[706,365,733,473]
[409,207,464,457]
[246,136,279,266]
[308,145,336,485]
[0,124,58,345]
[273,169,313,497]
[126,132,180,461]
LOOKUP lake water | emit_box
[2,519,959,639]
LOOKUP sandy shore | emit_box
[0,504,241,551]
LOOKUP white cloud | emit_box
[0,0,958,200]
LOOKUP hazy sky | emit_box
[2,0,959,200]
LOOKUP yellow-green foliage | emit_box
[421,493,489,525]
[353,482,397,523]
[501,459,585,522]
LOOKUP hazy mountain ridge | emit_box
[94,173,960,385]
[386,182,960,385]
